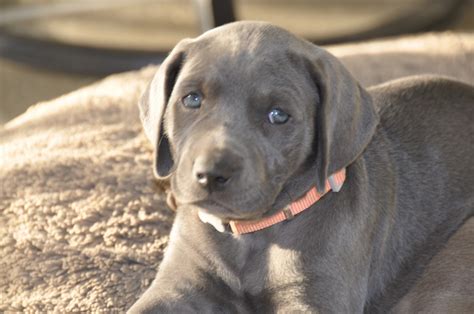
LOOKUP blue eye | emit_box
[268,108,290,124]
[182,92,202,108]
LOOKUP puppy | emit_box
[129,21,474,313]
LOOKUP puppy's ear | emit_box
[302,46,379,191]
[139,41,189,180]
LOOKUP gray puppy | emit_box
[129,21,474,313]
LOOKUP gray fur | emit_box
[130,22,474,313]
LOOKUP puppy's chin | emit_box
[184,199,268,221]
[172,175,278,221]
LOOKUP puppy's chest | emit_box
[239,244,311,311]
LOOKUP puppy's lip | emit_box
[192,200,238,219]
[195,200,272,222]
[185,199,260,221]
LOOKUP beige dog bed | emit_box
[1,33,473,312]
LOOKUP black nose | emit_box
[195,172,230,187]
[193,150,241,191]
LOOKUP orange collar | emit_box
[199,169,346,235]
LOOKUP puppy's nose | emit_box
[195,171,229,187]
[193,150,241,190]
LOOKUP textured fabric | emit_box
[0,68,174,311]
[1,33,473,312]
[229,169,346,235]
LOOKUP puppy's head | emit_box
[140,22,378,220]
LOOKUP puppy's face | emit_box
[141,22,377,222]
[166,43,317,220]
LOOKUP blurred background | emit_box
[1,0,473,124]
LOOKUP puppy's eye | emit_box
[182,92,202,108]
[268,108,290,124]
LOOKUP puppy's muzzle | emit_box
[192,148,243,192]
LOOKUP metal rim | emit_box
[0,0,467,75]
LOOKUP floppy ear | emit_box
[139,42,188,180]
[303,46,379,191]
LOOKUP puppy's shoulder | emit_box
[368,75,474,114]
[367,75,474,151]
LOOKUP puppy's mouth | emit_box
[189,199,270,233]
[173,173,275,221]
[187,199,264,221]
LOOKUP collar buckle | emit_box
[283,206,294,220]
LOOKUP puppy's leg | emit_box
[391,217,474,313]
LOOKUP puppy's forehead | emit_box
[180,53,307,106]
[195,21,298,55]
[179,23,310,91]
[170,22,319,109]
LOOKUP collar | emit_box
[198,168,346,235]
